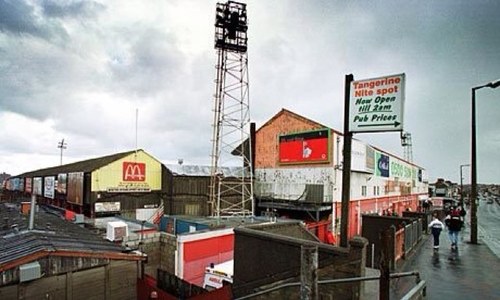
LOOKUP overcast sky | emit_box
[1,0,499,184]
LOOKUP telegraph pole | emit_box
[340,74,354,247]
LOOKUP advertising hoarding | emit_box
[44,176,55,199]
[390,160,414,180]
[67,172,84,205]
[279,129,330,165]
[10,178,24,191]
[366,146,375,173]
[107,161,150,192]
[375,152,390,177]
[123,162,146,181]
[351,140,375,174]
[33,177,43,196]
[95,202,121,213]
[25,177,32,193]
[57,173,67,194]
[91,150,162,193]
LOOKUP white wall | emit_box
[254,133,428,203]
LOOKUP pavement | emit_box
[390,211,500,299]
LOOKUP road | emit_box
[477,199,500,257]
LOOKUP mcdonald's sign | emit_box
[123,162,146,181]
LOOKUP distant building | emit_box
[0,172,10,188]
[4,149,165,220]
[431,178,456,198]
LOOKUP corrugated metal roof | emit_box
[165,164,246,177]
[11,150,247,179]
[0,203,129,267]
[163,214,300,232]
[14,149,139,178]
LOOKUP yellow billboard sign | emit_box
[91,150,162,192]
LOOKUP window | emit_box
[362,185,367,196]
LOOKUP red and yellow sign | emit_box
[123,162,146,181]
[91,150,162,193]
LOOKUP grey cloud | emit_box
[0,37,94,120]
[41,0,105,19]
[0,0,68,41]
[0,0,41,36]
[108,29,185,96]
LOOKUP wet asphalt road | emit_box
[391,204,500,299]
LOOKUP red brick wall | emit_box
[255,111,327,168]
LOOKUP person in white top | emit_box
[302,141,312,158]
[428,214,445,250]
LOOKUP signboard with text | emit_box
[349,73,405,132]
[107,162,150,192]
[95,202,121,213]
[90,151,162,193]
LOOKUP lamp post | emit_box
[471,79,500,244]
[460,164,470,207]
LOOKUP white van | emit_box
[202,260,233,291]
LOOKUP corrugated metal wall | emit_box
[0,260,138,300]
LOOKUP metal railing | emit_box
[234,271,423,300]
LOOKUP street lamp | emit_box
[460,164,470,207]
[471,78,500,244]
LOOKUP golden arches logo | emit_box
[123,162,146,181]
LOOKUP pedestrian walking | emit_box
[444,206,464,250]
[422,199,431,212]
[428,214,444,249]
[457,206,467,229]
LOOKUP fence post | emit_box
[379,228,391,300]
[371,243,375,268]
[301,245,318,300]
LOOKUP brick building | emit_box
[252,108,428,241]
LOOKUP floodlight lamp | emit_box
[214,0,248,52]
[487,79,500,89]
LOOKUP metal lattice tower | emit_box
[209,1,254,218]
[401,132,413,162]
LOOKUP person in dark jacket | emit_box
[428,214,444,249]
[445,207,463,250]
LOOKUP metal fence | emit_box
[404,219,423,258]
